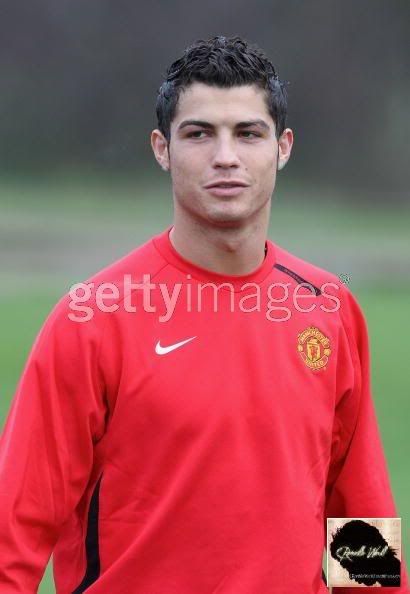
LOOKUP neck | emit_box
[170,211,270,276]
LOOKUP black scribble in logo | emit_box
[330,519,401,586]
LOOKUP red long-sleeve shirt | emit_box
[0,227,408,593]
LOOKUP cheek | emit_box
[246,148,277,173]
[170,159,191,185]
[172,151,203,182]
[250,158,277,187]
[171,160,202,197]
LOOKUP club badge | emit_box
[297,326,331,371]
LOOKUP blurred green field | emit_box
[0,177,409,592]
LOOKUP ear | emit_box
[151,129,170,171]
[277,128,294,171]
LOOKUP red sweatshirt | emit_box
[0,227,408,593]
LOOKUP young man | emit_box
[0,36,407,593]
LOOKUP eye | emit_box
[187,130,207,138]
[239,131,260,138]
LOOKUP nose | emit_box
[211,136,240,169]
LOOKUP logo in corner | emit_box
[297,326,331,371]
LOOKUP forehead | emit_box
[172,82,273,128]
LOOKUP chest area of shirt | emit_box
[109,304,340,440]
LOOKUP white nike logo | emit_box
[155,336,197,355]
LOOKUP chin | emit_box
[204,209,250,227]
[208,200,255,219]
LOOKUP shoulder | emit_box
[36,232,168,337]
[272,241,341,291]
[271,240,367,333]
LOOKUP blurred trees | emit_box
[0,0,409,200]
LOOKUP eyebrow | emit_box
[177,119,270,131]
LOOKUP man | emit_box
[0,35,407,593]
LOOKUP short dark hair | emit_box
[155,35,288,143]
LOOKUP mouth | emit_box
[204,181,249,189]
[204,181,250,197]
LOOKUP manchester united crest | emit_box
[297,326,331,371]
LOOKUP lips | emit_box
[204,180,249,189]
[204,181,250,197]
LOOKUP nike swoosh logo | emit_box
[155,336,197,355]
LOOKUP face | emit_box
[152,82,293,228]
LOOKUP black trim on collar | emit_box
[274,263,322,296]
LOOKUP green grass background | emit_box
[0,177,409,591]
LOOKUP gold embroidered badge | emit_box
[297,326,331,371]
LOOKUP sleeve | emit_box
[0,296,108,593]
[325,287,409,593]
